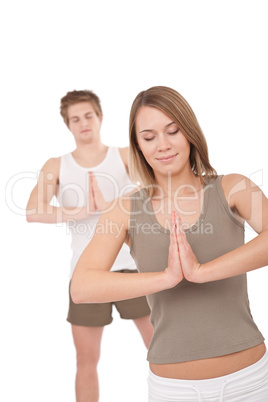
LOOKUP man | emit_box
[26,90,153,402]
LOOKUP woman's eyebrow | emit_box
[139,129,154,134]
[139,121,176,134]
[166,121,176,127]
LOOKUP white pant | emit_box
[148,351,268,401]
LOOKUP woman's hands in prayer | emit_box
[165,211,202,287]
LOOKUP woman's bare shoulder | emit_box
[221,174,250,205]
[100,195,131,229]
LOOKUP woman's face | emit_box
[135,106,191,178]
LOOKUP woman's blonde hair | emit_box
[129,86,217,195]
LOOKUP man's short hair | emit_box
[60,90,103,126]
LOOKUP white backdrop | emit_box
[2,1,268,401]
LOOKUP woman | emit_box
[71,86,268,401]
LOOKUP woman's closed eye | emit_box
[143,130,179,141]
[167,129,179,135]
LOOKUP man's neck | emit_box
[72,141,109,168]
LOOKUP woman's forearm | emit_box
[197,231,268,283]
[70,269,170,304]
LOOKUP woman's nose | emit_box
[158,135,171,151]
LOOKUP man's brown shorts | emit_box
[67,269,151,327]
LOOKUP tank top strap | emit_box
[104,146,127,171]
[106,146,118,159]
[59,152,72,168]
[207,174,244,228]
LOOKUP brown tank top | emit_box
[129,175,264,364]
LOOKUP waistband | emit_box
[148,350,268,401]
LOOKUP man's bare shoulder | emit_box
[40,157,61,181]
[43,156,61,168]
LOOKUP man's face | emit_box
[67,102,102,143]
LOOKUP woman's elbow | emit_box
[70,280,84,304]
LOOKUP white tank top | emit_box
[57,147,137,276]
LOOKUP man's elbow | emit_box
[26,211,40,223]
[26,203,38,222]
[26,211,35,223]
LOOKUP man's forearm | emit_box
[26,205,95,224]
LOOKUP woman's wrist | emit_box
[196,263,216,284]
[163,267,183,289]
[185,263,206,283]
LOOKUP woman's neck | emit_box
[154,171,203,199]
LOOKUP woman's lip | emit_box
[81,129,91,133]
[156,153,178,162]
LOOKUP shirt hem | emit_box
[147,335,265,364]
